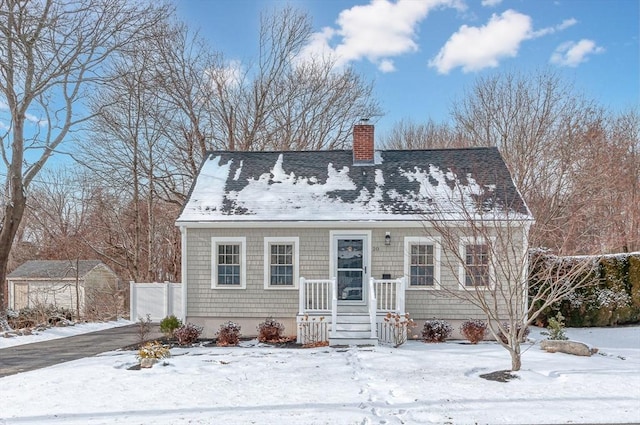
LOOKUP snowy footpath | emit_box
[0,326,639,424]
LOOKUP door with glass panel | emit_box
[334,235,368,303]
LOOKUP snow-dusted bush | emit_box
[216,321,241,346]
[174,323,203,346]
[530,251,640,327]
[541,312,568,340]
[460,319,487,344]
[137,341,170,360]
[421,319,452,343]
[8,304,73,329]
[257,317,285,343]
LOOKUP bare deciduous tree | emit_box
[205,7,381,154]
[380,119,470,150]
[0,0,170,328]
[385,70,637,256]
[421,181,596,371]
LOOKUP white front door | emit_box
[331,232,370,304]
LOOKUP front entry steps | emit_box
[329,305,378,346]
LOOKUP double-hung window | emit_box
[404,237,440,289]
[264,237,299,289]
[212,237,246,289]
[459,237,492,289]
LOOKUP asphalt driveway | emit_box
[0,324,161,378]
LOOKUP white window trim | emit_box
[263,237,299,290]
[458,236,495,291]
[212,237,246,289]
[404,236,441,290]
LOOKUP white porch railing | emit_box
[297,276,406,345]
[299,277,334,313]
[374,277,407,346]
[297,278,334,344]
[373,277,406,313]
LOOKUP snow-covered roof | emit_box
[177,148,532,223]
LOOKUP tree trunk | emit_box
[510,350,522,371]
[0,178,27,330]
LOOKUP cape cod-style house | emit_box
[176,123,533,345]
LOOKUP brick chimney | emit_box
[353,120,374,165]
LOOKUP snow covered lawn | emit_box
[1,327,639,425]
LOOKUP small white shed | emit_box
[7,260,120,317]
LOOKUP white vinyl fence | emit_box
[129,281,182,322]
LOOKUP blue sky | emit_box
[177,0,639,136]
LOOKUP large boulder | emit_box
[540,340,598,356]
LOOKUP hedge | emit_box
[529,252,640,327]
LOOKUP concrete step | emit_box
[330,329,375,339]
[329,336,378,346]
[337,305,369,314]
[334,323,371,332]
[335,314,371,324]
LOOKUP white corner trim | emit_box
[263,236,300,290]
[211,237,247,289]
[403,236,441,290]
[180,226,187,322]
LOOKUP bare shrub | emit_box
[298,315,328,348]
[174,323,203,346]
[257,317,285,343]
[382,312,417,347]
[216,321,241,346]
[460,319,487,344]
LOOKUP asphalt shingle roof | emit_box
[177,147,532,222]
[8,260,106,279]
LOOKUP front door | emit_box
[332,233,369,304]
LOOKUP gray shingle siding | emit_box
[184,225,525,322]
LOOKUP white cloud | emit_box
[429,10,532,74]
[530,17,577,38]
[25,112,48,128]
[550,39,604,67]
[297,0,466,72]
[378,59,396,73]
[207,60,244,88]
[481,0,502,7]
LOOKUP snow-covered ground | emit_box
[0,319,132,349]
[1,326,639,425]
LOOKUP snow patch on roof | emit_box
[399,165,483,214]
[224,157,360,219]
[182,155,232,217]
[233,160,243,181]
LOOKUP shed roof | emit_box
[177,147,532,223]
[7,260,109,280]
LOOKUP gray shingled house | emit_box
[7,260,120,317]
[176,123,533,345]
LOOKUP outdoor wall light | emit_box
[385,232,391,246]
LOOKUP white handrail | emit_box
[397,276,406,314]
[331,277,337,338]
[298,277,306,314]
[368,277,377,338]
